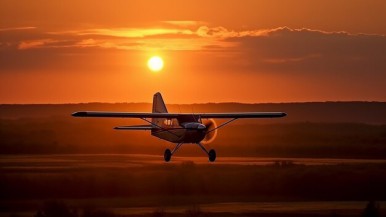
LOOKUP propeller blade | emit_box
[201,119,218,144]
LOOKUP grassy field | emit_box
[1,155,385,217]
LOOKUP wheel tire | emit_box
[208,149,216,162]
[164,149,172,162]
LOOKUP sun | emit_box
[147,56,164,72]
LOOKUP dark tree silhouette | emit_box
[362,201,380,217]
[34,201,78,217]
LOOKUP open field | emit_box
[1,154,386,217]
[2,154,386,170]
[1,201,385,217]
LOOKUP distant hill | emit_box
[1,102,386,124]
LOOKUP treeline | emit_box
[1,102,386,158]
[1,116,386,158]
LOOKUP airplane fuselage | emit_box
[151,122,207,143]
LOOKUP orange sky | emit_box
[1,0,386,103]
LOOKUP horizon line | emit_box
[1,100,385,106]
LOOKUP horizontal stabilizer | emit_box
[114,125,153,130]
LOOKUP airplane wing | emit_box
[72,111,286,119]
[198,112,286,119]
[72,111,180,118]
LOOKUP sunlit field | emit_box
[2,154,386,169]
[1,154,386,217]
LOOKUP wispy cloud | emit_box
[51,28,195,38]
[32,25,279,50]
[41,25,239,50]
[162,20,205,27]
[0,26,36,31]
[38,25,380,52]
[17,39,62,49]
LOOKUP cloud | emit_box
[225,27,386,74]
[0,26,36,31]
[1,25,386,77]
[0,25,318,52]
[162,20,205,27]
[17,39,63,49]
[52,28,195,38]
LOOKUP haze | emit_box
[1,0,386,103]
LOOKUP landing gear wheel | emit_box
[164,149,172,162]
[208,149,216,162]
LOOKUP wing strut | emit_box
[205,118,238,134]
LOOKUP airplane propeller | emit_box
[201,118,218,144]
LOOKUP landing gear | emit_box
[197,142,216,162]
[164,143,183,162]
[208,149,216,162]
[163,143,216,162]
[164,149,172,162]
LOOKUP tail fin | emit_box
[151,92,168,129]
[152,92,168,113]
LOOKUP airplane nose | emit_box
[198,124,206,130]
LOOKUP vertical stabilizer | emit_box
[152,92,168,113]
[151,92,168,132]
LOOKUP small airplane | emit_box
[72,92,286,162]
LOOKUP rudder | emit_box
[152,92,168,113]
[152,92,168,130]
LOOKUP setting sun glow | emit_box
[147,56,164,72]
